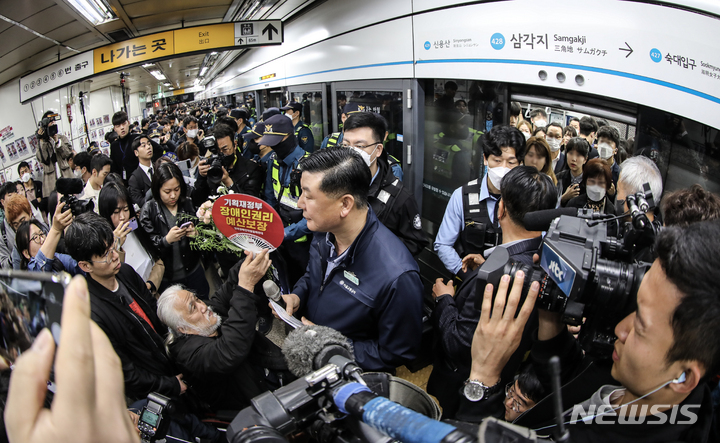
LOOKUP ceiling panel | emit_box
[21,6,76,35]
[0,0,56,22]
[132,7,231,30]
[123,0,231,18]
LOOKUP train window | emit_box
[259,88,285,114]
[421,79,506,227]
[334,90,404,165]
[288,91,325,151]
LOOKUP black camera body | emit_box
[138,392,174,443]
[56,178,95,216]
[200,135,235,188]
[476,184,660,358]
[39,113,60,138]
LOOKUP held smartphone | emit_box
[128,217,139,231]
[179,221,193,229]
[175,159,192,172]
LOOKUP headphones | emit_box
[671,372,687,384]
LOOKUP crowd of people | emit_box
[1,95,719,443]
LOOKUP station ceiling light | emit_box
[67,0,117,26]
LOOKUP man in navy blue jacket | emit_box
[274,148,423,372]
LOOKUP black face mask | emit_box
[221,152,236,168]
[273,135,297,160]
[247,140,261,156]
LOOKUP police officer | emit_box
[230,108,251,154]
[259,114,311,286]
[281,101,314,153]
[340,112,426,256]
[322,104,404,180]
[433,125,526,281]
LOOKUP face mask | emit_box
[73,169,82,179]
[273,135,297,160]
[521,131,531,141]
[547,137,561,152]
[220,152,236,168]
[284,113,294,121]
[21,173,31,183]
[247,140,261,156]
[187,129,198,139]
[487,166,511,191]
[351,145,379,167]
[598,142,614,160]
[586,184,606,202]
[534,119,547,128]
[151,137,160,144]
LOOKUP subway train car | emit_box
[3,0,719,287]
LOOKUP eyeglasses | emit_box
[89,247,118,265]
[30,232,47,244]
[342,142,381,150]
[505,382,527,413]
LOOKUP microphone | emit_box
[523,207,614,232]
[333,383,476,443]
[522,207,577,232]
[282,325,360,379]
[263,280,283,307]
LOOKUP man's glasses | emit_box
[341,142,381,150]
[89,247,118,265]
[505,382,527,413]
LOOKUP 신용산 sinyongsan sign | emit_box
[19,20,283,103]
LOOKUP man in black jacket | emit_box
[340,112,427,256]
[195,124,263,201]
[458,220,720,443]
[110,111,139,180]
[427,166,557,419]
[128,135,153,208]
[65,212,185,402]
[156,249,286,410]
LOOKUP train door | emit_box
[287,84,328,152]
[330,80,420,194]
[257,87,286,116]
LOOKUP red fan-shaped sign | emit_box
[211,194,285,251]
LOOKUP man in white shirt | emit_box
[82,154,112,213]
[128,135,154,208]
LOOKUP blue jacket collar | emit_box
[322,208,377,266]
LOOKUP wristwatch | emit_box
[462,378,501,402]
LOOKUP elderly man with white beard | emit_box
[157,249,288,410]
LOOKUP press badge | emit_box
[343,270,359,286]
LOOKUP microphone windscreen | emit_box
[523,207,577,232]
[282,325,354,377]
[263,280,281,302]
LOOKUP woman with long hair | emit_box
[98,182,165,295]
[16,200,80,274]
[523,136,557,185]
[139,163,208,298]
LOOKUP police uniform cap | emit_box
[244,122,266,142]
[280,101,302,113]
[258,115,293,147]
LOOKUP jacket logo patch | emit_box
[338,279,357,295]
[302,136,308,143]
[413,214,422,230]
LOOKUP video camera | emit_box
[200,135,235,188]
[56,178,95,216]
[38,113,60,138]
[477,183,661,358]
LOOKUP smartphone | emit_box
[179,221,193,229]
[128,217,139,231]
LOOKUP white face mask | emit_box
[598,142,614,160]
[284,113,294,121]
[487,166,511,191]
[521,131,531,141]
[351,145,379,167]
[151,137,160,144]
[534,119,547,128]
[586,184,606,202]
[546,137,561,152]
[187,129,198,139]
[21,173,30,183]
[73,169,82,179]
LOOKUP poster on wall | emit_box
[6,143,15,160]
[0,171,5,185]
[103,114,110,124]
[0,146,6,164]
[89,118,95,128]
[80,136,88,151]
[97,127,105,138]
[17,138,27,154]
[100,141,110,157]
[27,134,38,154]
[0,126,14,143]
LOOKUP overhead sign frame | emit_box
[19,20,283,103]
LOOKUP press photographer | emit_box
[36,111,74,194]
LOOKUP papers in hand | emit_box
[270,300,303,329]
